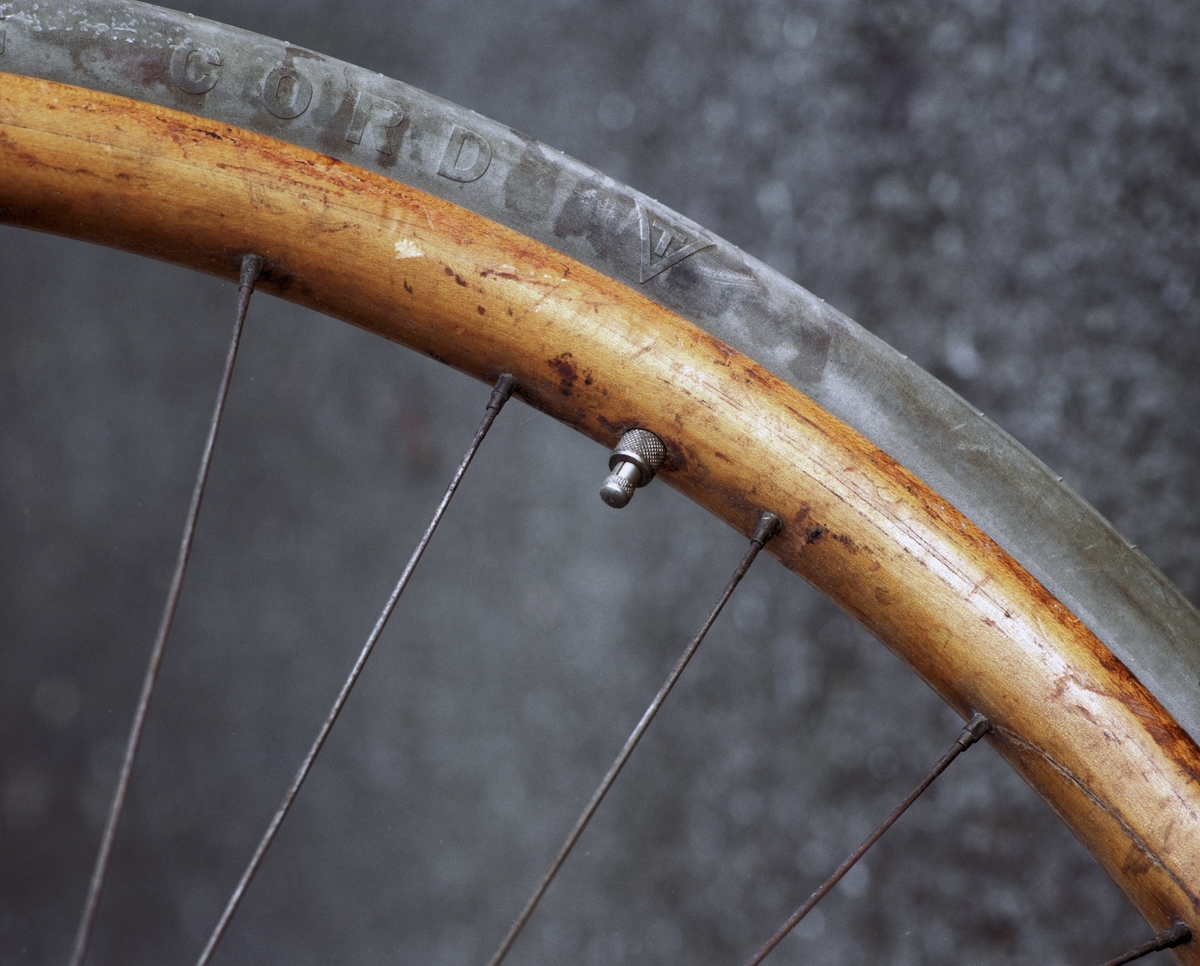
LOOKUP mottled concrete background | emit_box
[2,1,1198,964]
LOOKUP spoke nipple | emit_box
[488,374,516,412]
[600,429,666,508]
[959,712,991,748]
[752,511,783,546]
[239,253,264,289]
[1162,922,1192,947]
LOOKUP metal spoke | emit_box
[484,510,783,966]
[1097,923,1191,966]
[67,254,263,966]
[741,712,992,966]
[193,373,516,966]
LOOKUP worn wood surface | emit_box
[2,73,1197,958]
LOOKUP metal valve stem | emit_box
[600,429,666,508]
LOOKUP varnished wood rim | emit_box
[2,73,1197,958]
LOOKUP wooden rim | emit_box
[2,72,1197,956]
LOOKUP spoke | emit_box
[1097,923,1191,966]
[194,373,516,966]
[67,255,263,966]
[741,712,992,966]
[484,511,783,966]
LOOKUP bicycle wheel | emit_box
[0,1,1195,964]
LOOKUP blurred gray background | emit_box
[2,0,1199,964]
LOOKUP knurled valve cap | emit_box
[600,429,666,508]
